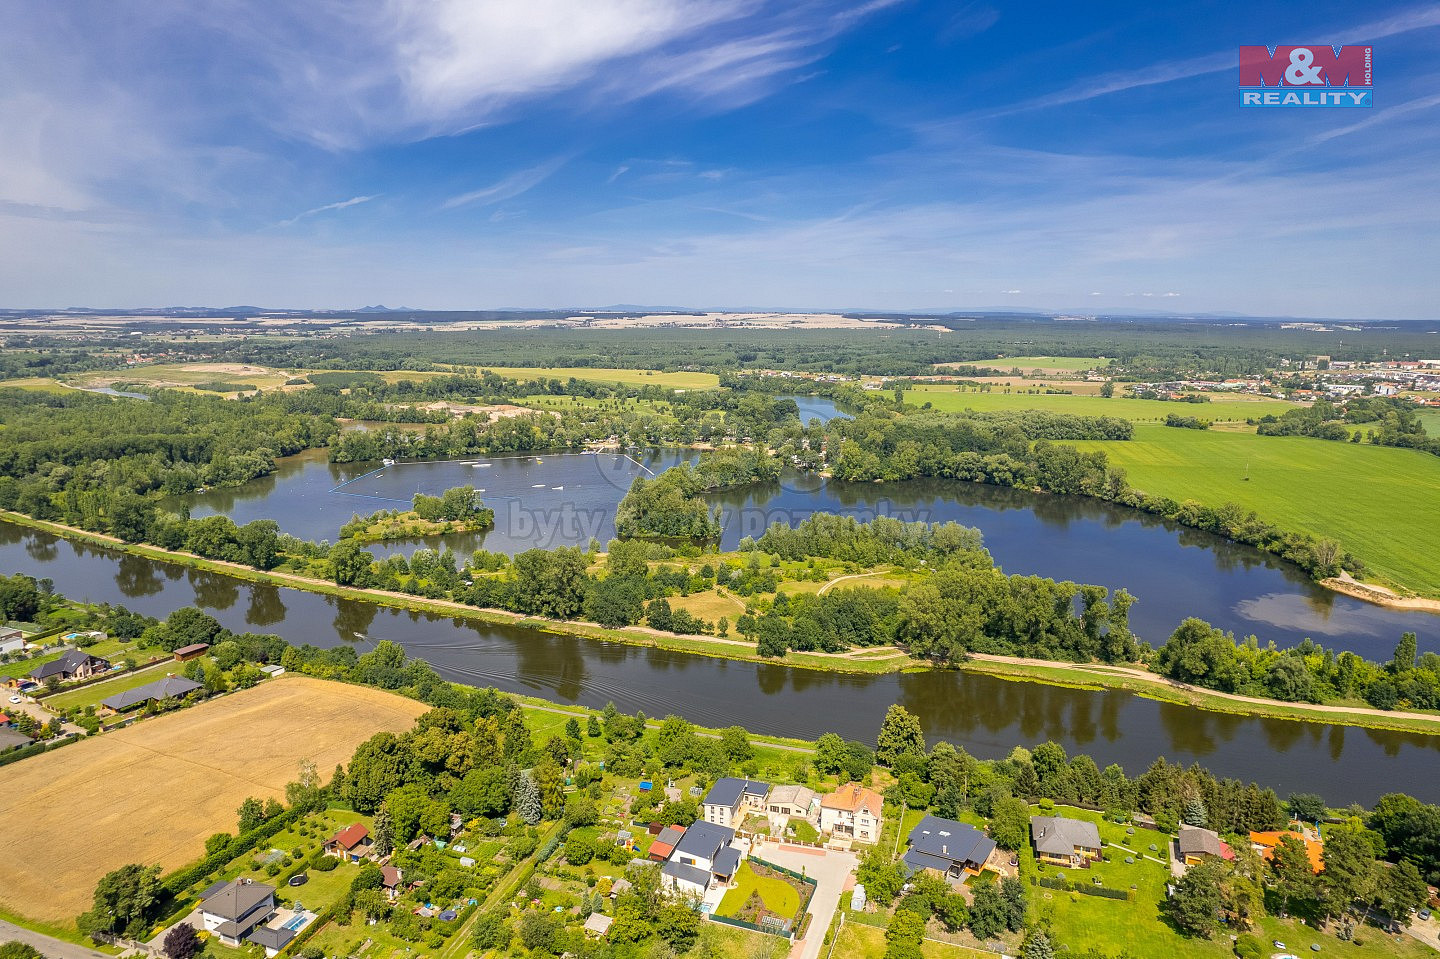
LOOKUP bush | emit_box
[312,855,339,872]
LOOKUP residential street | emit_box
[0,919,111,959]
[751,840,857,959]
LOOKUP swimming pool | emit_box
[282,914,310,932]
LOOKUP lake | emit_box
[0,520,1435,806]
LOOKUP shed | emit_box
[851,884,867,911]
[173,643,210,661]
[584,913,614,938]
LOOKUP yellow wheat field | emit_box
[0,675,426,924]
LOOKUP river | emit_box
[0,521,1437,805]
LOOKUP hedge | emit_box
[0,732,80,768]
[1035,875,1130,900]
[162,806,305,895]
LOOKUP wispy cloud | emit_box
[442,160,566,210]
[278,194,378,227]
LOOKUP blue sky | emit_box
[1,1,1437,317]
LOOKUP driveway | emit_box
[0,918,112,959]
[752,840,857,959]
[4,693,85,735]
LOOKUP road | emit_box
[751,840,857,959]
[0,919,111,959]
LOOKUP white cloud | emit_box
[278,194,378,227]
[442,159,567,210]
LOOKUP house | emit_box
[1250,831,1323,873]
[1030,816,1103,868]
[0,727,31,752]
[199,878,276,947]
[766,784,818,824]
[661,820,742,897]
[701,777,769,827]
[325,823,374,861]
[1177,825,1234,866]
[902,815,997,880]
[381,865,403,899]
[173,643,210,662]
[648,824,686,862]
[819,782,885,843]
[30,649,110,683]
[583,913,614,938]
[101,675,204,713]
[609,877,631,899]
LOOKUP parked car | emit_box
[7,695,21,704]
[1419,908,1432,921]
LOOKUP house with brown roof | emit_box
[648,824,685,862]
[380,864,403,899]
[30,648,109,683]
[819,783,884,843]
[1177,825,1234,866]
[324,823,374,861]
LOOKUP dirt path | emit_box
[965,653,1440,725]
[818,569,892,595]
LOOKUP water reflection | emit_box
[115,554,166,597]
[245,587,288,628]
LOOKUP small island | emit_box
[339,485,494,543]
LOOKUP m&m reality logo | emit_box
[1239,46,1372,108]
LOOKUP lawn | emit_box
[0,676,425,924]
[832,921,996,959]
[1069,424,1440,595]
[475,366,720,390]
[715,861,802,923]
[907,385,1298,423]
[668,588,746,623]
[0,377,75,393]
[45,661,174,712]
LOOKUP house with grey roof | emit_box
[30,649,110,683]
[765,784,818,826]
[700,777,769,828]
[901,815,997,880]
[101,674,204,713]
[1030,815,1103,868]
[661,819,743,897]
[199,878,276,947]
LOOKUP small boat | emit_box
[471,462,491,468]
[552,486,564,490]
[531,483,546,488]
[382,457,396,466]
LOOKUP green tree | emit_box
[857,846,906,905]
[0,944,44,959]
[1182,796,1208,828]
[990,796,1031,851]
[1394,632,1418,672]
[516,770,542,825]
[1000,875,1027,931]
[969,882,1008,941]
[1022,931,1056,959]
[236,796,265,832]
[1377,859,1429,920]
[1286,793,1327,823]
[372,803,395,858]
[719,725,755,764]
[876,704,925,766]
[1167,859,1226,938]
[1270,834,1318,915]
[586,715,601,737]
[565,717,582,740]
[884,910,925,959]
[328,539,375,586]
[77,863,163,940]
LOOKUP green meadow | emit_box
[1071,424,1440,596]
[907,385,1298,423]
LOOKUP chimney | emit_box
[942,844,948,855]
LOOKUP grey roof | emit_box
[662,860,712,888]
[0,727,31,751]
[102,675,204,712]
[673,820,735,861]
[247,926,296,951]
[1177,824,1224,857]
[904,815,995,874]
[712,846,741,878]
[702,777,769,810]
[199,879,230,900]
[201,879,275,923]
[1030,816,1102,857]
[767,784,816,808]
[31,649,108,680]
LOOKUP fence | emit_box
[707,912,793,940]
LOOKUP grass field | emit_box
[74,363,293,394]
[0,675,425,924]
[716,861,802,921]
[44,662,173,712]
[475,366,719,390]
[1070,424,1440,595]
[831,921,995,959]
[907,385,1298,423]
[0,377,75,393]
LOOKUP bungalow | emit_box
[648,824,686,862]
[1250,830,1323,874]
[0,727,31,752]
[766,784,819,825]
[325,823,374,861]
[701,777,769,828]
[101,674,204,713]
[661,820,742,897]
[30,649,110,683]
[901,815,997,880]
[199,878,276,948]
[1030,816,1103,868]
[819,782,885,843]
[1177,825,1234,866]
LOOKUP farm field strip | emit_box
[0,676,426,924]
[906,386,1297,422]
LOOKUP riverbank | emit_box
[7,511,1440,737]
[1322,572,1440,613]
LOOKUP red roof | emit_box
[328,823,370,850]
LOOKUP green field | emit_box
[45,662,174,712]
[478,366,719,390]
[1419,407,1440,436]
[907,386,1297,423]
[1071,424,1440,595]
[715,861,802,921]
[0,377,75,393]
